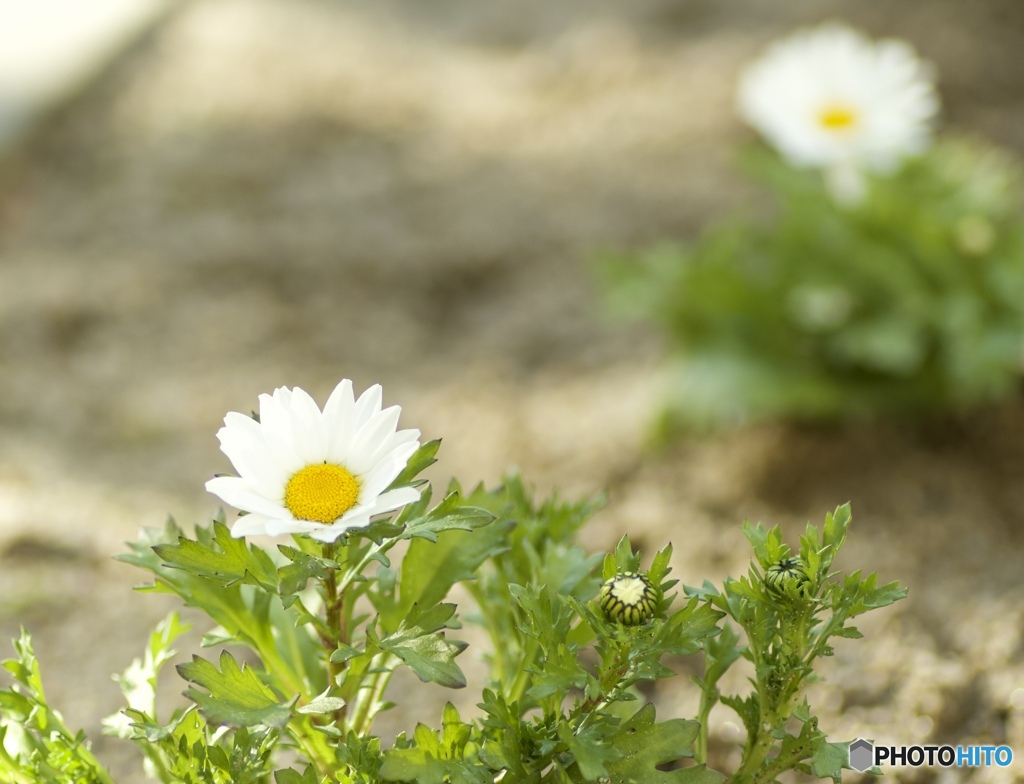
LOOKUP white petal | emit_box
[346,406,402,474]
[323,379,356,462]
[206,476,288,518]
[308,518,366,542]
[352,384,383,430]
[230,514,272,538]
[287,386,328,464]
[217,426,289,490]
[357,442,419,499]
[352,428,421,478]
[258,392,304,472]
[222,410,263,440]
[265,517,321,537]
[368,486,420,515]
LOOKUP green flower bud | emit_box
[599,572,657,626]
[763,557,811,602]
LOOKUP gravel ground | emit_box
[1,0,1024,781]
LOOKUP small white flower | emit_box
[737,23,938,180]
[206,380,421,542]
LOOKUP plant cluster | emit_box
[0,447,904,783]
[599,24,1024,428]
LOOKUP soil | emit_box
[1,1,1024,782]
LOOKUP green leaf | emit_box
[606,703,727,784]
[118,519,319,704]
[329,643,360,664]
[154,520,279,591]
[104,612,191,737]
[296,690,346,715]
[720,694,760,741]
[177,651,294,728]
[373,604,468,689]
[605,534,642,578]
[387,439,441,490]
[380,714,491,784]
[558,723,622,780]
[275,766,319,784]
[399,490,496,543]
[811,738,852,783]
[374,509,513,631]
[276,545,333,606]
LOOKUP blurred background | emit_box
[1,0,1023,781]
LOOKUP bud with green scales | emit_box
[763,557,811,601]
[599,572,658,625]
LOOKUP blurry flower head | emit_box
[207,380,421,542]
[737,23,938,178]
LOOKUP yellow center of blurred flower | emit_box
[285,464,360,523]
[818,105,858,131]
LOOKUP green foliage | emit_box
[0,631,114,784]
[600,138,1024,427]
[369,604,469,689]
[178,651,296,728]
[685,502,906,783]
[603,704,724,784]
[0,440,903,784]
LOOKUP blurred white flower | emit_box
[737,23,938,196]
[207,380,421,542]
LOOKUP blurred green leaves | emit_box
[600,138,1024,427]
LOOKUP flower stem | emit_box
[694,681,718,765]
[321,542,347,725]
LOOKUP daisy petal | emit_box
[369,486,421,515]
[230,514,272,538]
[206,476,288,519]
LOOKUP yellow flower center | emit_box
[818,105,858,132]
[285,463,360,524]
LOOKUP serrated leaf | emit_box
[606,703,726,784]
[811,738,853,783]
[177,651,294,728]
[374,604,468,689]
[400,492,495,543]
[277,545,333,605]
[559,722,622,780]
[380,720,491,784]
[154,521,278,591]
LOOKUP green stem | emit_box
[751,740,812,784]
[336,540,394,596]
[505,636,540,706]
[694,683,718,765]
[736,720,776,781]
[350,653,400,735]
[321,542,347,726]
[289,714,341,779]
[464,583,512,688]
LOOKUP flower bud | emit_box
[763,557,811,602]
[599,572,657,626]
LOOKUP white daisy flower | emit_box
[737,23,938,196]
[206,380,421,542]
